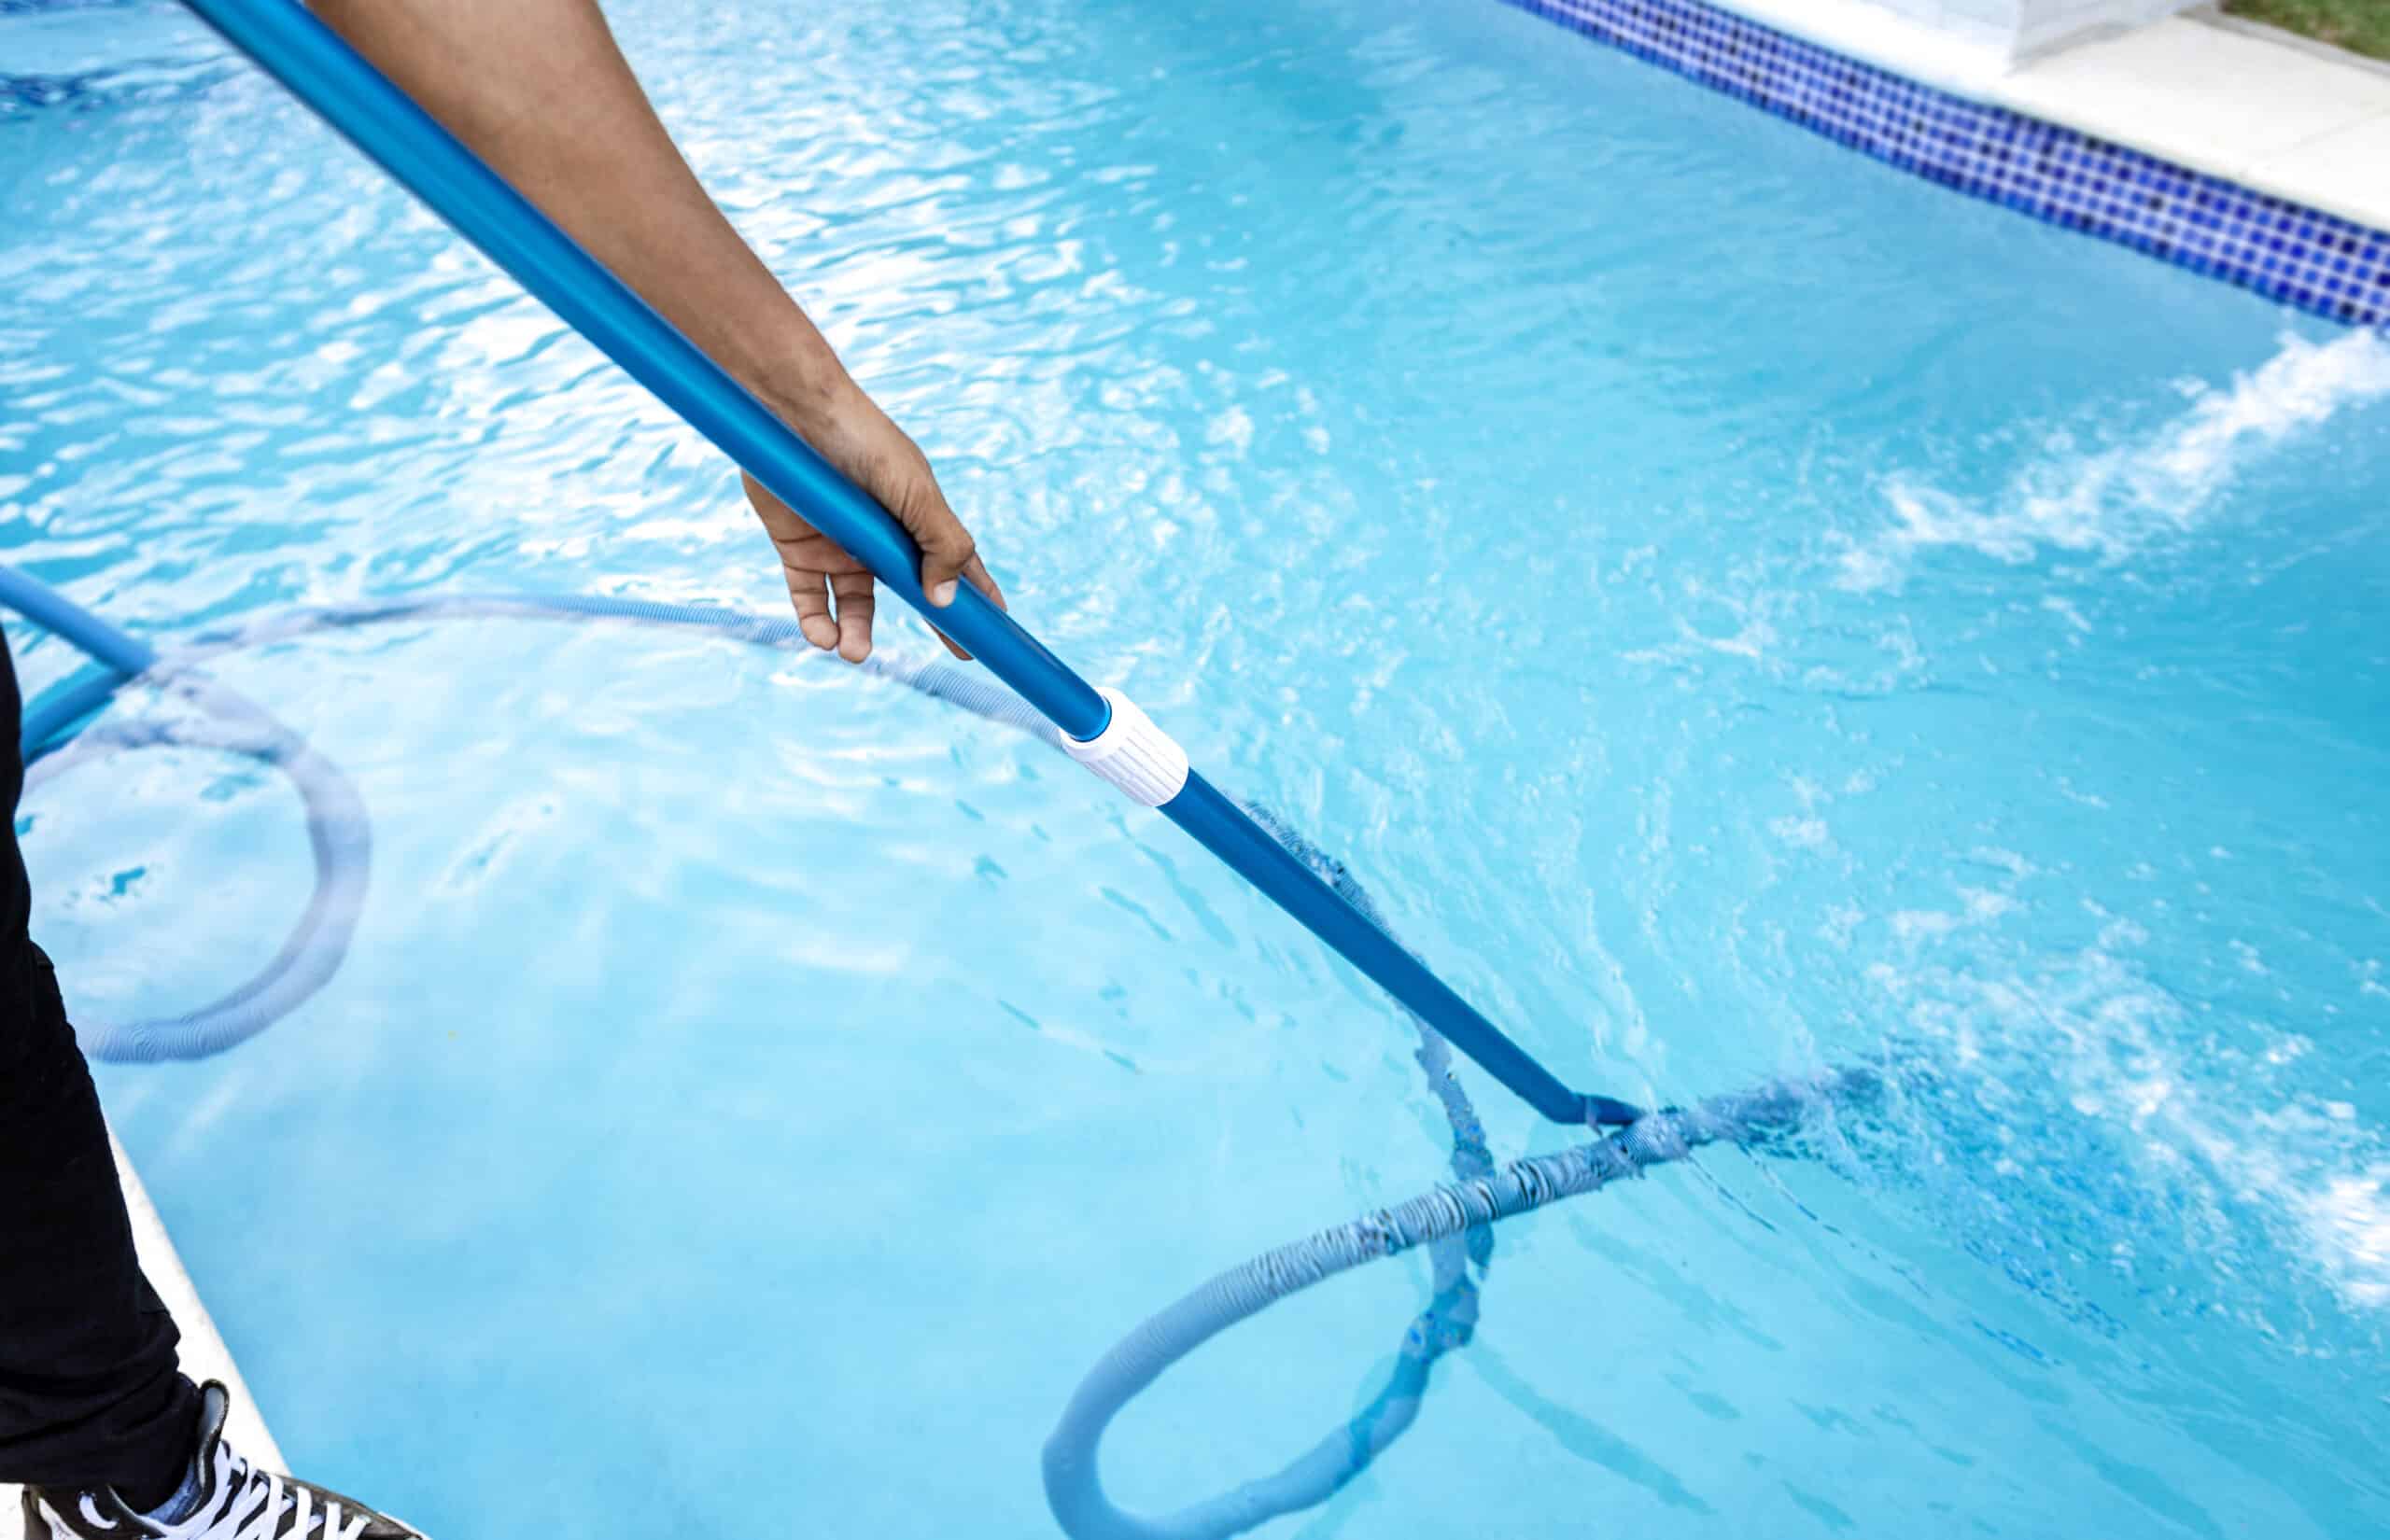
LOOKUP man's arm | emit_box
[312,0,1003,663]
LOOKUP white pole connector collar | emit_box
[1063,686,1189,808]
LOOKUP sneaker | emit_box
[22,1381,424,1539]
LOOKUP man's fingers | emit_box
[962,553,1005,611]
[761,431,999,665]
[830,570,876,663]
[905,482,978,609]
[783,565,837,651]
[771,527,866,576]
[927,554,1005,661]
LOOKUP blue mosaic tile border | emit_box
[1500,0,2390,327]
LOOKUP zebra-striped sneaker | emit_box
[21,1381,424,1539]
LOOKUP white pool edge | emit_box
[105,1131,285,1473]
[0,1133,282,1526]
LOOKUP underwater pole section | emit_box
[0,566,163,758]
[1042,1074,1862,1540]
[175,0,1638,1127]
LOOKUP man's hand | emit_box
[745,386,1005,664]
[315,0,1005,665]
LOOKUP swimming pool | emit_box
[7,0,2388,1533]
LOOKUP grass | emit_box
[2222,0,2390,63]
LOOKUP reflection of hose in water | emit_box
[0,568,1868,1538]
[24,674,371,1063]
[5,582,1059,1061]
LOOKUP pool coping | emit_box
[0,1133,281,1519]
[1503,0,2390,326]
[1724,2,2390,237]
[1993,7,2390,239]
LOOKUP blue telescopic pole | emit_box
[176,0,1638,1127]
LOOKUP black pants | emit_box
[0,624,200,1496]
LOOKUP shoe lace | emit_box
[184,1446,371,1540]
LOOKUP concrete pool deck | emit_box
[1729,0,2390,237]
[2002,8,2390,233]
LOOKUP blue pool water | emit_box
[7,0,2388,1534]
